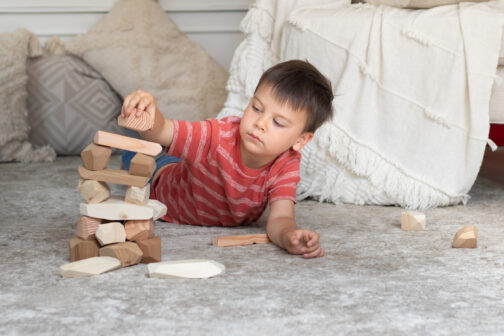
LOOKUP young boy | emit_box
[121,60,333,258]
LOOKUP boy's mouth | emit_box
[248,133,262,143]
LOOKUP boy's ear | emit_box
[292,132,314,152]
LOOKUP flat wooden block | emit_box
[78,179,110,204]
[99,242,143,267]
[147,259,225,279]
[69,237,100,262]
[80,196,161,220]
[76,215,102,240]
[118,112,154,132]
[94,130,161,156]
[452,225,478,248]
[149,199,167,221]
[129,153,156,178]
[81,143,112,171]
[124,219,155,241]
[78,166,149,188]
[95,222,126,246]
[401,211,426,231]
[125,184,150,205]
[212,233,271,247]
[60,256,121,278]
[136,237,162,263]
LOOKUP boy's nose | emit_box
[255,116,266,131]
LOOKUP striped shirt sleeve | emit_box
[167,119,212,164]
[268,155,301,204]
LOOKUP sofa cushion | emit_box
[364,0,488,8]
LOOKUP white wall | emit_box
[0,0,253,70]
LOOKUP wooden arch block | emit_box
[99,242,143,267]
[81,143,112,171]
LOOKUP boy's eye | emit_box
[273,119,284,127]
[252,105,261,112]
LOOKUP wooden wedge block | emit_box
[99,242,143,267]
[95,222,126,246]
[452,226,478,248]
[136,237,162,263]
[125,184,150,205]
[76,215,102,240]
[69,237,99,262]
[129,153,156,177]
[147,259,225,279]
[78,179,110,204]
[212,233,271,247]
[60,256,121,278]
[80,196,161,220]
[78,166,149,188]
[94,130,161,156]
[401,211,426,231]
[124,219,155,241]
[81,143,112,171]
[118,112,154,132]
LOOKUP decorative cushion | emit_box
[490,66,504,124]
[0,29,56,162]
[27,55,123,155]
[364,0,488,8]
[65,0,228,122]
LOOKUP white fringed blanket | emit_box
[218,0,504,209]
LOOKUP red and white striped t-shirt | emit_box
[150,116,301,227]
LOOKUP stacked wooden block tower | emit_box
[68,129,167,274]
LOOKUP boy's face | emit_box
[239,84,313,169]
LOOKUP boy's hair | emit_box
[255,60,334,133]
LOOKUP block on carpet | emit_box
[99,242,143,267]
[212,233,270,247]
[401,211,426,231]
[136,236,161,263]
[94,130,161,156]
[78,178,110,204]
[124,219,155,241]
[129,153,156,177]
[95,222,126,246]
[76,215,102,240]
[80,196,159,220]
[80,143,112,171]
[452,225,478,248]
[78,166,149,188]
[125,184,150,205]
[147,259,225,279]
[118,112,154,132]
[60,256,121,278]
[69,237,100,262]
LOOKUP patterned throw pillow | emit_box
[27,55,123,155]
[364,0,487,8]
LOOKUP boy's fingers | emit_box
[301,243,320,255]
[303,247,324,259]
[306,231,319,247]
[137,97,151,112]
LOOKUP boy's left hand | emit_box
[282,229,324,258]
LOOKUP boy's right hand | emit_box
[121,90,157,121]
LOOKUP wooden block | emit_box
[136,237,162,263]
[80,196,160,220]
[401,211,426,231]
[147,259,225,279]
[99,242,143,267]
[80,143,112,171]
[129,153,156,177]
[125,184,150,205]
[118,112,154,132]
[124,219,155,241]
[93,130,161,156]
[212,233,271,247]
[78,166,149,188]
[149,199,167,220]
[69,237,100,262]
[76,215,102,240]
[60,256,121,278]
[78,179,110,204]
[95,222,126,246]
[452,226,478,248]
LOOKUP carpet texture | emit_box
[1,155,504,335]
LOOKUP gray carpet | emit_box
[1,155,504,335]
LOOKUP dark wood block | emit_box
[69,237,100,262]
[81,143,112,171]
[136,237,161,263]
[129,153,156,178]
[99,242,143,267]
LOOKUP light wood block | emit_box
[69,237,99,262]
[78,166,149,188]
[124,219,155,241]
[401,211,426,231]
[93,130,161,156]
[76,215,102,240]
[118,112,154,132]
[136,237,162,263]
[99,242,143,267]
[150,200,167,220]
[95,222,126,246]
[452,226,478,248]
[78,179,110,204]
[212,233,271,247]
[80,196,160,220]
[148,260,225,279]
[60,256,121,278]
[125,184,150,205]
[81,143,112,171]
[129,153,156,177]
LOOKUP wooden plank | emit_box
[78,166,149,188]
[212,233,270,247]
[80,196,158,221]
[93,131,162,156]
[60,256,121,278]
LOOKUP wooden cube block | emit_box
[125,184,150,205]
[95,222,126,246]
[94,131,161,156]
[78,166,149,188]
[80,196,161,221]
[452,226,478,248]
[401,211,426,231]
[69,237,99,262]
[136,237,162,263]
[129,153,156,177]
[81,143,112,171]
[124,219,155,241]
[78,179,110,204]
[99,242,143,267]
[118,112,154,132]
[60,256,121,278]
[76,215,102,240]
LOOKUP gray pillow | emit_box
[27,55,123,155]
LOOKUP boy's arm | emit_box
[266,199,324,258]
